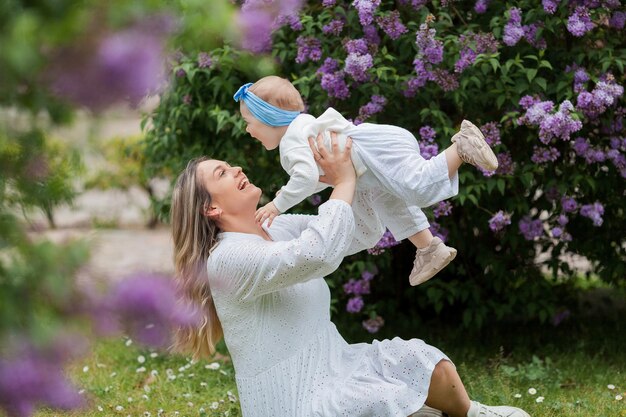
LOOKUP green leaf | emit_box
[535,77,547,91]
[497,179,505,194]
[526,68,537,83]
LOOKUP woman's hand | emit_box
[308,131,356,205]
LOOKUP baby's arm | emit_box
[272,146,325,213]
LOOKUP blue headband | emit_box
[233,82,301,127]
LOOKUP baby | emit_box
[233,76,498,285]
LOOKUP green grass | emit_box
[31,318,625,417]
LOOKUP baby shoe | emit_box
[451,120,499,171]
[409,237,457,286]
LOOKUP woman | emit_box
[170,133,529,417]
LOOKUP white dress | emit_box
[207,200,451,417]
[273,108,459,242]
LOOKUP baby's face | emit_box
[240,103,281,150]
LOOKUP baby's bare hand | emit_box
[255,202,280,227]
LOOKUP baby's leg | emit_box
[371,193,456,286]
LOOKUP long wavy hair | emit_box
[170,157,223,359]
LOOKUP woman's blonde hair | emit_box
[249,75,305,112]
[170,157,223,359]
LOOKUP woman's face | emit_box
[196,159,261,217]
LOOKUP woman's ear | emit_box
[203,203,222,219]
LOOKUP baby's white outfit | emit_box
[274,108,458,242]
[208,200,451,417]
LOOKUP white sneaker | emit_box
[467,400,530,417]
[409,405,443,417]
[451,120,499,171]
[409,237,457,286]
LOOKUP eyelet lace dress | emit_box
[207,200,450,417]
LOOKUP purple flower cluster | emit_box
[474,0,491,14]
[572,135,626,177]
[322,0,336,7]
[346,297,364,313]
[376,11,407,40]
[50,16,172,111]
[344,272,374,313]
[542,0,560,14]
[609,11,626,29]
[277,13,303,31]
[576,79,624,119]
[295,36,322,64]
[362,315,384,333]
[363,24,381,46]
[480,122,501,146]
[478,152,515,177]
[323,19,344,36]
[418,124,439,160]
[0,342,84,417]
[573,68,590,93]
[580,202,605,226]
[503,8,525,46]
[344,39,369,55]
[239,0,304,53]
[367,229,400,255]
[519,98,583,143]
[455,32,499,73]
[403,59,433,97]
[344,52,373,82]
[317,58,350,100]
[355,95,386,124]
[567,6,595,37]
[561,195,578,213]
[415,22,444,65]
[308,194,322,206]
[488,210,512,232]
[433,201,453,218]
[523,23,547,49]
[352,0,381,26]
[519,216,544,240]
[431,69,459,92]
[531,146,561,164]
[197,52,213,69]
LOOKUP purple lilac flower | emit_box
[362,316,384,333]
[420,143,440,160]
[551,226,563,238]
[503,8,525,46]
[295,36,322,64]
[523,23,547,49]
[343,278,371,295]
[346,297,365,313]
[323,19,344,35]
[580,202,604,226]
[573,68,590,93]
[519,95,540,110]
[0,343,84,417]
[50,17,171,111]
[362,270,376,280]
[376,11,407,40]
[419,126,437,142]
[433,201,453,218]
[431,69,459,92]
[197,52,212,68]
[355,95,386,124]
[322,0,336,6]
[542,0,560,14]
[345,52,373,82]
[344,38,369,55]
[404,59,434,96]
[474,0,490,14]
[488,211,512,232]
[276,13,303,31]
[480,122,501,146]
[429,222,449,242]
[105,273,201,347]
[416,23,444,65]
[320,72,350,99]
[561,196,578,213]
[352,0,381,26]
[309,194,322,206]
[363,24,381,46]
[557,214,569,226]
[520,100,582,143]
[576,79,624,119]
[239,0,304,53]
[567,7,595,37]
[411,0,429,9]
[455,48,477,73]
[367,229,400,255]
[455,32,500,73]
[531,146,560,164]
[609,11,626,29]
[495,152,515,175]
[519,216,544,240]
[403,77,426,98]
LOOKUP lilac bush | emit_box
[145,0,626,331]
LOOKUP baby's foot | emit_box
[451,120,498,171]
[409,237,457,286]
